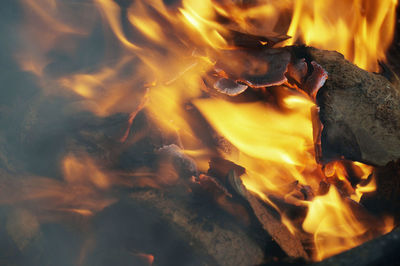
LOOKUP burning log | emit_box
[228,170,310,260]
[313,226,400,266]
[126,188,265,266]
[214,48,291,88]
[208,44,400,166]
[361,159,400,222]
[206,157,312,260]
[304,47,400,166]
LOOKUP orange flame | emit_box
[63,154,111,189]
[132,252,155,266]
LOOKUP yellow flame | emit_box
[303,186,394,261]
[351,162,376,203]
[194,93,321,201]
[285,0,398,71]
[304,186,368,261]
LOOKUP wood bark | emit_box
[128,188,265,266]
[303,47,400,166]
[228,170,310,260]
[361,159,400,223]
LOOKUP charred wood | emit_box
[361,159,400,223]
[206,43,400,166]
[228,171,310,260]
[126,188,265,266]
[304,47,400,166]
[312,226,400,266]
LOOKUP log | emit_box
[0,165,266,266]
[303,47,400,166]
[227,170,310,260]
[206,44,400,166]
[361,159,400,222]
[125,188,266,266]
[312,226,400,266]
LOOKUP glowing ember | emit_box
[132,252,155,265]
[14,0,399,262]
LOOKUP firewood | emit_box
[156,144,198,179]
[361,159,400,223]
[127,188,265,266]
[213,48,291,88]
[228,170,310,260]
[204,42,400,166]
[313,226,400,266]
[302,47,400,166]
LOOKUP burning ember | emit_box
[1,0,400,264]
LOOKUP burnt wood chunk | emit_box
[213,78,249,96]
[228,171,310,260]
[214,48,291,88]
[129,188,265,266]
[361,159,400,223]
[306,47,400,166]
[312,226,400,266]
[304,61,328,100]
[287,58,308,84]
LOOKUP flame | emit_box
[0,157,117,221]
[304,187,367,260]
[58,57,148,117]
[285,0,398,71]
[195,90,393,261]
[132,252,155,266]
[95,0,141,50]
[194,93,320,200]
[63,154,111,189]
[15,0,398,262]
[303,186,394,261]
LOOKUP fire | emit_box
[303,186,394,261]
[285,0,398,71]
[0,155,117,221]
[304,187,370,261]
[131,252,155,266]
[15,0,399,262]
[194,93,320,200]
[63,154,111,190]
[194,89,394,260]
